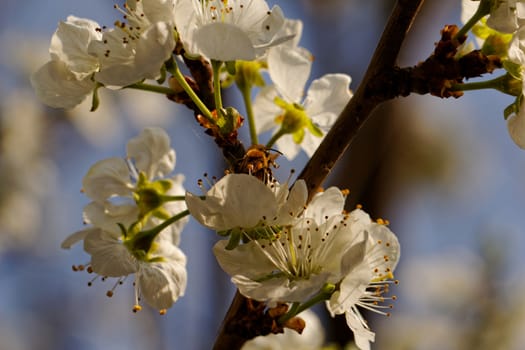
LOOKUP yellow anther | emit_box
[132,305,142,313]
[159,309,167,315]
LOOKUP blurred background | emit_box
[2,0,525,349]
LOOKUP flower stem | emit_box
[125,82,176,95]
[137,210,190,240]
[266,128,287,149]
[167,58,215,122]
[159,195,186,201]
[454,0,491,40]
[451,74,522,96]
[240,85,258,145]
[211,60,224,112]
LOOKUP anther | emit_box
[132,305,142,313]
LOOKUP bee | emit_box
[235,144,280,183]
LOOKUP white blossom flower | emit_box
[185,173,307,235]
[32,2,178,108]
[211,186,373,304]
[326,217,400,350]
[242,309,325,350]
[213,210,367,304]
[62,226,187,312]
[30,16,101,108]
[253,47,352,159]
[85,0,177,87]
[82,127,187,244]
[175,0,291,61]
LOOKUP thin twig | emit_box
[298,0,425,201]
[212,1,425,349]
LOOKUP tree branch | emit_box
[298,0,425,200]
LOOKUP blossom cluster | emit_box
[31,0,352,161]
[32,0,395,349]
[187,174,400,350]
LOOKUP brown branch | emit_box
[298,0,425,201]
[212,1,425,349]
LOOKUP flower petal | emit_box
[61,227,92,249]
[253,85,282,133]
[186,174,277,231]
[50,16,101,79]
[137,244,187,310]
[82,157,132,202]
[126,127,176,179]
[194,22,256,61]
[507,105,525,149]
[268,45,312,102]
[305,187,345,224]
[304,73,352,120]
[30,60,95,109]
[83,229,138,277]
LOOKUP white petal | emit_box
[30,60,95,109]
[83,229,138,277]
[328,266,370,315]
[82,157,132,202]
[306,187,345,224]
[487,1,519,33]
[252,85,282,133]
[141,0,177,23]
[194,22,256,61]
[213,239,276,279]
[268,45,312,102]
[137,245,187,309]
[83,201,139,235]
[366,223,401,272]
[233,272,330,303]
[50,16,101,79]
[276,179,308,225]
[251,5,287,49]
[61,227,92,249]
[186,174,277,230]
[159,175,189,245]
[345,308,375,350]
[278,19,304,48]
[304,73,352,120]
[507,105,525,149]
[300,132,323,158]
[127,127,175,179]
[275,133,301,160]
[133,22,176,81]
